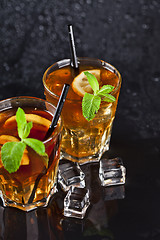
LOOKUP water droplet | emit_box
[39,25,44,31]
[152,72,160,82]
[15,6,21,11]
[3,62,10,71]
[74,3,81,10]
[124,13,133,21]
[142,23,149,30]
[108,16,113,23]
[132,92,137,97]
[38,15,44,21]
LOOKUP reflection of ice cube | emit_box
[62,217,84,235]
[58,160,85,191]
[102,185,125,201]
[64,187,90,219]
[99,157,126,187]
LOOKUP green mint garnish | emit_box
[82,71,116,121]
[1,107,48,173]
[1,142,26,173]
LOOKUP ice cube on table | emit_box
[99,157,126,187]
[58,160,85,191]
[64,186,90,219]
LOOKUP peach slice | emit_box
[72,69,100,97]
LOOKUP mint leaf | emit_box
[1,142,26,173]
[82,71,116,121]
[97,85,114,96]
[23,122,33,139]
[23,138,46,156]
[1,107,49,173]
[23,138,48,168]
[16,107,27,139]
[84,71,99,94]
[103,94,116,102]
[82,93,101,121]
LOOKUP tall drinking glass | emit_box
[0,97,62,211]
[43,57,121,164]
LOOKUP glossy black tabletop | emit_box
[0,0,160,239]
[0,121,159,240]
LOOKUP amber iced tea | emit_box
[0,97,62,211]
[43,58,121,163]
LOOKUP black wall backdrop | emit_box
[0,0,160,140]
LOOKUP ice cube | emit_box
[58,160,85,191]
[64,186,90,219]
[99,157,126,187]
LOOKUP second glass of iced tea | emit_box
[43,57,122,164]
[0,97,62,211]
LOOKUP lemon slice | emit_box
[4,114,51,128]
[0,151,29,167]
[0,135,29,166]
[0,135,19,144]
[72,69,100,97]
[21,150,29,165]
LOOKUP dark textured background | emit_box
[0,1,160,239]
[1,0,160,140]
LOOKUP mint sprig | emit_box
[1,108,48,173]
[82,71,116,121]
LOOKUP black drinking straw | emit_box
[28,83,70,204]
[44,83,70,141]
[68,24,79,70]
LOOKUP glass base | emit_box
[60,137,110,165]
[0,184,57,212]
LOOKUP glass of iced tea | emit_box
[0,96,62,211]
[43,57,121,164]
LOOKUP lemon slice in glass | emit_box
[0,135,29,165]
[72,69,100,97]
[4,114,51,128]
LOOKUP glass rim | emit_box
[0,96,62,143]
[42,57,122,102]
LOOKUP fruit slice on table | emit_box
[4,114,51,128]
[72,69,100,97]
[0,135,29,166]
